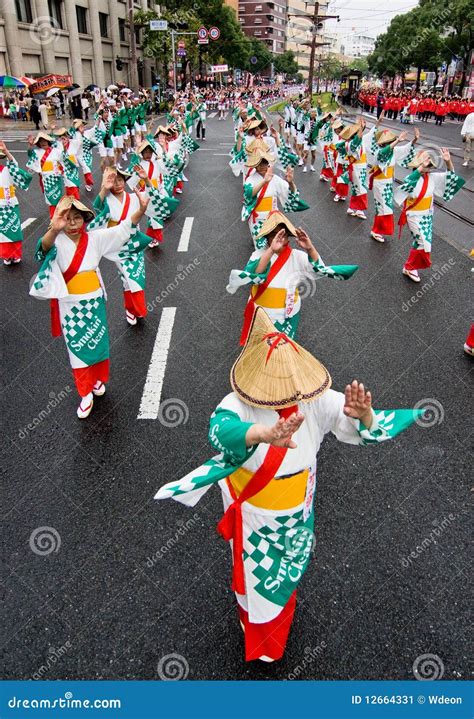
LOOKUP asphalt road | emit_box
[1,113,472,683]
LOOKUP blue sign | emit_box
[250,56,258,65]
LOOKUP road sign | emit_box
[198,26,208,40]
[210,64,228,73]
[149,20,168,31]
[198,38,209,44]
[250,56,257,65]
[209,27,220,40]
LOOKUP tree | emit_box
[242,38,273,74]
[350,57,369,76]
[273,50,299,79]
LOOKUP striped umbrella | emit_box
[17,76,36,87]
[0,75,26,88]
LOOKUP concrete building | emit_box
[340,32,375,59]
[285,1,328,79]
[0,0,157,88]
[238,1,287,55]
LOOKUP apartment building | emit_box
[238,1,287,55]
[285,1,328,79]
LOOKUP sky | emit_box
[323,0,419,39]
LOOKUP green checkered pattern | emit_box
[0,205,22,241]
[382,182,393,209]
[6,161,32,190]
[412,213,433,248]
[399,144,415,168]
[399,169,421,194]
[443,170,465,202]
[283,190,309,213]
[62,296,109,365]
[42,174,63,206]
[277,143,298,169]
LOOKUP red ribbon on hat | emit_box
[262,331,299,365]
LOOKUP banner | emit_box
[210,64,228,73]
[30,75,73,94]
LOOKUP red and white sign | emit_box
[197,26,208,40]
[210,64,228,73]
[209,26,220,40]
[30,74,73,94]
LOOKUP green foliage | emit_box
[273,51,299,78]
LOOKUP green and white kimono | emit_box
[394,168,465,269]
[26,144,65,208]
[0,158,33,260]
[30,219,141,396]
[155,389,423,661]
[242,173,309,246]
[227,246,358,338]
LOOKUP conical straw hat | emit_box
[245,150,275,167]
[375,128,397,145]
[246,137,270,154]
[33,131,54,145]
[338,123,359,140]
[54,195,95,223]
[407,148,439,169]
[231,307,331,409]
[254,210,297,240]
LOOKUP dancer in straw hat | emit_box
[363,112,419,243]
[155,307,424,663]
[394,148,465,283]
[26,131,66,218]
[29,192,149,419]
[242,149,308,246]
[0,141,32,266]
[227,210,358,343]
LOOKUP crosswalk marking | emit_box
[177,217,193,252]
[137,307,177,420]
[21,218,37,230]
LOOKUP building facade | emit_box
[285,1,328,79]
[340,33,375,58]
[238,1,287,55]
[0,0,157,88]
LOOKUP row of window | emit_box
[15,0,129,41]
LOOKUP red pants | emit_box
[124,289,147,318]
[372,214,394,236]
[349,193,368,210]
[72,359,110,397]
[0,241,22,260]
[404,247,431,271]
[238,591,297,662]
[146,227,163,243]
[84,172,94,187]
[466,324,474,349]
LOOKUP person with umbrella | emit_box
[29,100,41,130]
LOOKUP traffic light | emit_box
[116,56,123,71]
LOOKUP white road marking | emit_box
[21,217,37,229]
[208,112,217,118]
[137,307,177,420]
[177,217,193,252]
[213,153,231,156]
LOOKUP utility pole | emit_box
[127,0,139,92]
[288,3,338,100]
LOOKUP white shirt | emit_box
[461,112,474,136]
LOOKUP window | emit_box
[76,5,88,33]
[255,4,262,11]
[48,0,63,28]
[254,18,262,23]
[99,12,108,38]
[119,18,126,42]
[15,0,33,23]
[254,29,262,35]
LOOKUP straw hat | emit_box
[231,307,331,410]
[111,165,132,180]
[321,111,333,121]
[33,131,54,145]
[154,124,173,137]
[407,148,439,169]
[247,117,268,132]
[246,137,271,154]
[245,150,275,167]
[72,119,87,129]
[338,124,359,140]
[255,210,297,240]
[53,127,69,137]
[0,150,6,159]
[331,119,344,132]
[54,195,95,223]
[375,128,397,145]
[137,139,155,154]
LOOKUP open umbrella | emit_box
[120,88,132,94]
[0,75,25,88]
[107,84,118,91]
[17,76,35,87]
[67,88,82,98]
[46,87,59,97]
[85,84,99,91]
